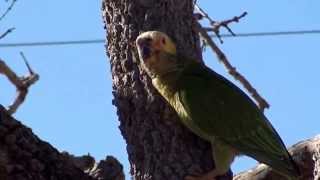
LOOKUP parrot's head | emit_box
[136,31,177,78]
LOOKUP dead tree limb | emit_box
[234,136,320,180]
[0,53,39,114]
[195,4,247,44]
[194,3,270,111]
[194,21,270,111]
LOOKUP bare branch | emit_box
[194,4,216,25]
[0,0,17,40]
[209,11,248,43]
[209,12,247,34]
[0,53,39,114]
[20,51,35,74]
[195,4,247,43]
[0,0,17,22]
[194,22,270,111]
[0,27,15,40]
[0,59,23,87]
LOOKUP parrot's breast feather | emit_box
[152,77,212,140]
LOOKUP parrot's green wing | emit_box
[175,60,300,177]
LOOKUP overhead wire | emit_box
[0,30,319,48]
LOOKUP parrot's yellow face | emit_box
[136,31,177,77]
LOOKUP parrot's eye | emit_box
[162,37,166,45]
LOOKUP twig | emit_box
[20,52,35,74]
[194,4,216,25]
[0,53,39,114]
[0,27,15,40]
[195,4,247,43]
[0,0,17,22]
[194,21,270,111]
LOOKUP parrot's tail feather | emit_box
[229,129,301,179]
[253,120,301,178]
[261,149,301,178]
[251,150,301,178]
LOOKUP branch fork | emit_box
[0,52,39,114]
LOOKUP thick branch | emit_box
[0,105,125,180]
[0,105,94,180]
[88,156,125,180]
[61,152,125,180]
[234,136,320,180]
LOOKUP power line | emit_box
[0,39,105,48]
[0,30,319,48]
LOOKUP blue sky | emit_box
[1,0,319,178]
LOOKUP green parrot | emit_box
[135,31,301,180]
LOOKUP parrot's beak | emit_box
[136,37,152,60]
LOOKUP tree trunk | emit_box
[102,0,222,179]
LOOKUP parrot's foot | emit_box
[184,170,219,180]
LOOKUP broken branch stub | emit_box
[0,54,39,114]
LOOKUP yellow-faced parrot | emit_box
[136,31,300,180]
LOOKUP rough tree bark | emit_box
[102,0,224,179]
[0,105,94,180]
[0,105,125,180]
